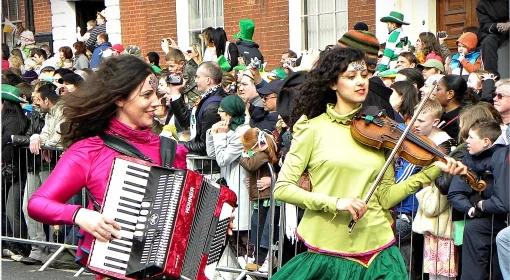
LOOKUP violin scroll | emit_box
[463,171,487,192]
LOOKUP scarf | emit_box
[220,95,246,131]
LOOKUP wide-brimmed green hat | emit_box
[233,18,255,42]
[2,84,27,103]
[380,11,409,25]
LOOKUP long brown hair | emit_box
[61,55,153,146]
[241,127,278,165]
[458,102,502,142]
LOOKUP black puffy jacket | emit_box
[170,87,226,155]
[236,40,264,65]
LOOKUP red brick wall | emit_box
[348,0,376,35]
[224,0,289,69]
[120,0,177,60]
[18,0,26,27]
[33,0,52,33]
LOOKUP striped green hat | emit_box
[338,30,380,56]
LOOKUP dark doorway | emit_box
[75,0,105,35]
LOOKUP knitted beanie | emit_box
[456,32,478,51]
[338,30,379,56]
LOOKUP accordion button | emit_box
[141,202,151,208]
[136,223,145,230]
[138,216,147,223]
[140,209,149,216]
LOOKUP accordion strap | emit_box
[100,133,153,162]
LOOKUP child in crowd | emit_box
[449,32,481,77]
[448,119,507,279]
[239,127,279,273]
[411,99,457,280]
[76,20,96,42]
[377,11,410,72]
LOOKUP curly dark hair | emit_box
[290,47,365,127]
[61,55,153,147]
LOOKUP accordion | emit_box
[87,156,237,280]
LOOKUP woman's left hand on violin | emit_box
[434,156,468,175]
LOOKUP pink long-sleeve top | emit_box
[27,118,187,265]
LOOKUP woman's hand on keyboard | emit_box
[74,208,122,242]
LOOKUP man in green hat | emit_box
[377,11,410,72]
[234,18,264,66]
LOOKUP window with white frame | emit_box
[188,0,224,45]
[2,0,19,21]
[301,0,348,50]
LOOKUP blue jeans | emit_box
[497,226,510,280]
[249,200,279,265]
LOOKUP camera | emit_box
[248,57,262,70]
[227,82,237,95]
[437,31,448,39]
[399,36,409,45]
[283,58,297,68]
[166,73,183,85]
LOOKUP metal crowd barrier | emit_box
[3,147,507,279]
[1,145,86,275]
[186,154,283,279]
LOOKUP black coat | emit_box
[476,0,509,40]
[236,40,264,65]
[448,144,508,218]
[170,87,226,155]
[362,76,395,120]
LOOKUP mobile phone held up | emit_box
[166,73,183,85]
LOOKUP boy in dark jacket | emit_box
[448,119,507,280]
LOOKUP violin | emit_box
[347,82,484,233]
[350,108,486,192]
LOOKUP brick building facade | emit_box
[10,0,378,69]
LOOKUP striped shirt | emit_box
[377,28,408,72]
[85,24,106,51]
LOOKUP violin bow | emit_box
[348,81,438,233]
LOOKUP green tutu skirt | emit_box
[272,246,407,280]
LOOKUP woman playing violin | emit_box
[273,47,466,279]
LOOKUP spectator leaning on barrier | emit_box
[11,82,51,265]
[1,84,30,258]
[206,95,250,231]
[29,83,65,153]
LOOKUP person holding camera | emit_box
[166,61,226,155]
[377,11,410,72]
[164,47,201,110]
